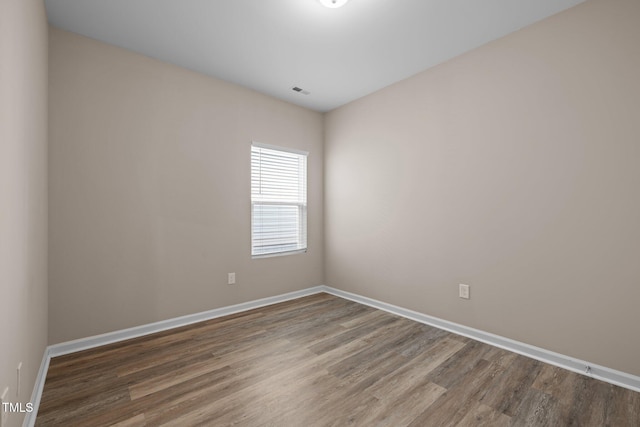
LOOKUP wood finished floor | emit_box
[37,293,640,426]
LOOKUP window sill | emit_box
[252,249,307,259]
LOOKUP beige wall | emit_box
[0,0,48,425]
[325,0,640,376]
[48,28,324,343]
[47,0,640,378]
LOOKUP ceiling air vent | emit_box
[291,86,310,95]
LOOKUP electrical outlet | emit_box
[459,284,470,299]
[228,272,236,285]
[1,386,8,427]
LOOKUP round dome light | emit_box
[319,0,350,8]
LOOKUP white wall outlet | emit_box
[228,272,236,285]
[1,386,8,427]
[459,284,470,299]
[16,363,22,397]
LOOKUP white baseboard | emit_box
[24,284,640,426]
[322,286,640,393]
[48,286,325,358]
[23,347,51,427]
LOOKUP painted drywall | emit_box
[48,28,324,344]
[325,0,640,376]
[0,0,48,425]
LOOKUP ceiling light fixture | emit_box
[319,0,349,8]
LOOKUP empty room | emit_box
[2,0,639,425]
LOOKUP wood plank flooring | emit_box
[36,293,640,426]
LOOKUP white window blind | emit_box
[251,143,307,257]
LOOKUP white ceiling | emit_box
[45,0,586,112]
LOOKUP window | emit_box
[251,142,308,257]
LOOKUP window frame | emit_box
[250,142,308,259]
